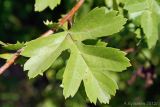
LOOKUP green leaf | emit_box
[21,32,68,78]
[63,40,130,104]
[35,0,61,12]
[124,0,147,18]
[65,93,86,107]
[77,44,130,72]
[0,53,13,60]
[141,10,159,48]
[21,7,130,103]
[0,41,6,46]
[69,7,126,41]
[56,67,65,80]
[96,40,108,47]
[124,0,160,48]
[1,41,25,50]
[0,41,25,50]
[105,0,113,8]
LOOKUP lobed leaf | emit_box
[62,41,130,104]
[21,7,130,103]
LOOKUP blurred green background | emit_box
[0,0,160,107]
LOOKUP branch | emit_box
[0,0,84,75]
[58,0,84,26]
[0,49,22,75]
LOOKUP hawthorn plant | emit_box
[0,0,160,105]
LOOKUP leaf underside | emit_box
[21,7,130,104]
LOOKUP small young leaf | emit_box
[2,42,25,50]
